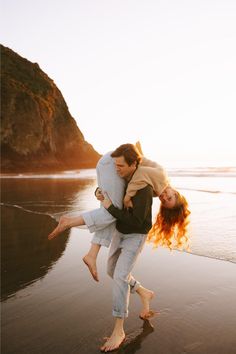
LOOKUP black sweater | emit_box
[107,185,153,234]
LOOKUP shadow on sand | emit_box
[110,319,155,354]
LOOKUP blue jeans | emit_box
[107,231,147,318]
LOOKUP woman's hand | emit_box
[123,195,133,209]
[95,187,104,201]
[101,193,112,209]
[124,199,133,209]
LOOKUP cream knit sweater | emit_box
[125,157,169,198]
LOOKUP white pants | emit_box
[82,152,125,247]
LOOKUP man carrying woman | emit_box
[48,143,190,352]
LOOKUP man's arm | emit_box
[103,186,153,228]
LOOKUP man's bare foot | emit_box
[48,216,70,240]
[100,331,125,352]
[83,255,99,282]
[137,286,155,319]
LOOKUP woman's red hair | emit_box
[147,192,191,250]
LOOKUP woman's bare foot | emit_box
[83,255,99,282]
[136,286,155,319]
[48,216,71,240]
[100,331,125,352]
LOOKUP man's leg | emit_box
[111,234,147,318]
[101,233,147,351]
[100,231,125,352]
[131,278,155,319]
[100,317,125,352]
[107,232,154,318]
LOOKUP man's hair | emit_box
[111,144,142,166]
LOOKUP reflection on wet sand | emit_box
[1,177,97,301]
[1,177,96,215]
[1,205,69,301]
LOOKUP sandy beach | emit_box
[1,205,236,354]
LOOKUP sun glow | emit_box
[1,0,235,167]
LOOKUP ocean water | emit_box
[169,168,236,264]
[1,167,236,266]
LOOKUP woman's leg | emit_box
[48,215,85,240]
[82,151,125,246]
[48,152,125,241]
[48,152,125,281]
[82,152,125,281]
[82,243,101,282]
[47,207,115,241]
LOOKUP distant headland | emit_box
[0,44,101,172]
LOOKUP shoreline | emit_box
[1,203,236,265]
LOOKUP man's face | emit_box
[159,186,177,209]
[114,156,137,180]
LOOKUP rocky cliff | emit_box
[1,44,101,172]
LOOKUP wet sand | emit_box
[1,206,236,354]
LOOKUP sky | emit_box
[1,0,236,167]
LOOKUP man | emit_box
[98,144,154,352]
[48,144,155,352]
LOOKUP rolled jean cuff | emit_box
[81,211,96,233]
[92,236,111,248]
[112,310,129,318]
[130,280,141,294]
